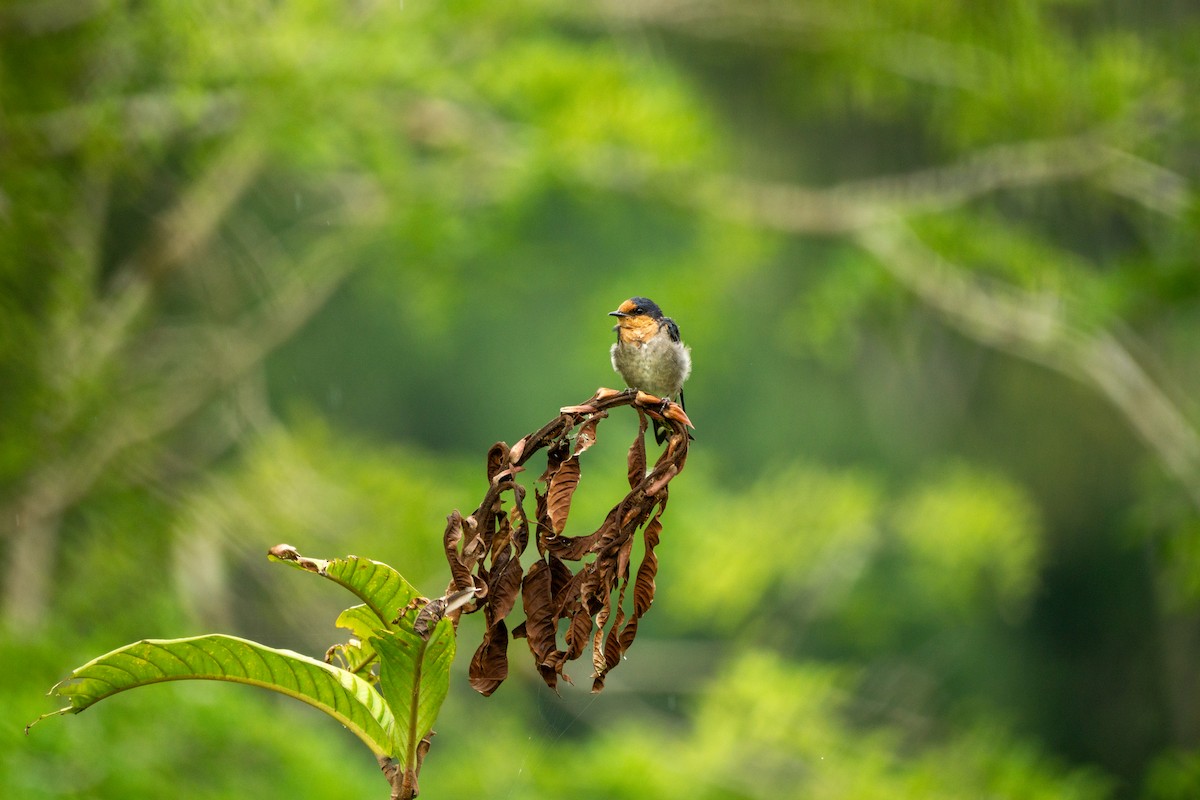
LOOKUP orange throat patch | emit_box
[615,315,659,345]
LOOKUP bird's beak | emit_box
[608,310,629,318]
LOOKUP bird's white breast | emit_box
[610,333,691,399]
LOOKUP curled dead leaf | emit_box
[486,442,509,482]
[442,512,474,593]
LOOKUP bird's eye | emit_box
[631,306,642,314]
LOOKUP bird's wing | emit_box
[665,317,682,343]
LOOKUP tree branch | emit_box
[856,223,1200,510]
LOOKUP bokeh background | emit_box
[4,1,1200,797]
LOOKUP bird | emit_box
[609,296,691,443]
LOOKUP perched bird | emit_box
[609,296,691,442]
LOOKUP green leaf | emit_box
[338,602,390,640]
[330,604,386,678]
[373,619,456,772]
[269,549,420,630]
[28,634,396,758]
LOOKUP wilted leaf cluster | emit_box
[444,388,691,694]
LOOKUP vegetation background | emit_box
[3,0,1199,797]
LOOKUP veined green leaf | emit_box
[338,603,390,640]
[373,619,456,772]
[331,604,386,678]
[269,548,420,630]
[29,634,396,758]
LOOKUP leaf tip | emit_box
[267,544,328,573]
[663,403,693,429]
[268,543,299,560]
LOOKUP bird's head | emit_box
[609,297,665,342]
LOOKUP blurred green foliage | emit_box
[4,0,1200,798]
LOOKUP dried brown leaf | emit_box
[573,410,606,457]
[591,606,610,680]
[459,513,484,565]
[546,531,602,561]
[486,442,509,482]
[532,490,552,558]
[489,510,512,560]
[547,553,575,598]
[442,511,474,593]
[616,614,642,657]
[485,544,523,621]
[468,618,509,696]
[563,602,592,660]
[592,604,627,691]
[582,571,614,615]
[632,512,662,617]
[616,535,635,583]
[510,496,530,555]
[546,455,581,534]
[520,559,565,692]
[628,411,648,488]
